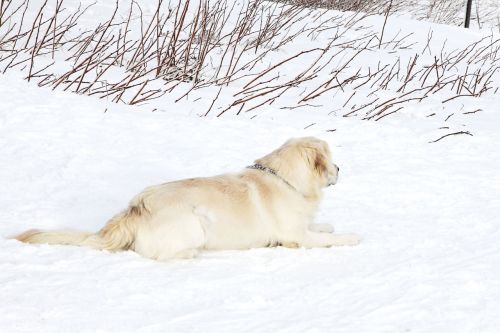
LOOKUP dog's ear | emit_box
[313,149,328,176]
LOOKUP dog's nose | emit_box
[336,165,340,172]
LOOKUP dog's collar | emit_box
[247,164,298,193]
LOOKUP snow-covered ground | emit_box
[398,0,500,30]
[1,1,500,332]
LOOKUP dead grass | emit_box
[0,0,499,123]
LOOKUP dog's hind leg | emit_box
[133,208,207,261]
[169,249,199,260]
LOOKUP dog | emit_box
[14,137,361,260]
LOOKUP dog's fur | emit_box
[14,137,360,260]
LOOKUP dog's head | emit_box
[255,137,339,198]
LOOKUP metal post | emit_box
[464,0,473,28]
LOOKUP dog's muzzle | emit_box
[327,164,339,186]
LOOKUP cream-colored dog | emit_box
[15,137,360,260]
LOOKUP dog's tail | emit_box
[13,204,144,252]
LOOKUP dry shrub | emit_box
[0,0,499,123]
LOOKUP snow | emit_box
[1,1,500,332]
[398,0,500,30]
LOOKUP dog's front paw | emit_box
[336,233,362,246]
[309,223,335,233]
